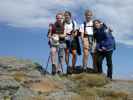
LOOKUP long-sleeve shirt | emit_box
[94,25,115,52]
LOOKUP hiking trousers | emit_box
[96,50,113,79]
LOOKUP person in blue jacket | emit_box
[93,19,116,79]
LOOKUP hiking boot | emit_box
[57,70,62,75]
[72,66,76,73]
[83,64,88,72]
[75,66,83,73]
[83,67,87,72]
[52,64,56,75]
[107,75,112,80]
[67,66,73,74]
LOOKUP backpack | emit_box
[105,32,116,50]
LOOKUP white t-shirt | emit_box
[64,20,78,35]
[79,20,93,35]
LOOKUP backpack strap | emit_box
[72,20,75,32]
[83,21,86,35]
[47,23,54,37]
[70,20,75,35]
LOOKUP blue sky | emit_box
[0,0,133,80]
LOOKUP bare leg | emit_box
[83,48,89,69]
[65,48,69,67]
[51,47,57,65]
[51,47,57,74]
[72,49,76,68]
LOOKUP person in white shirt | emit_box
[79,10,97,71]
[64,11,78,74]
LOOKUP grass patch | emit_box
[95,88,128,99]
[12,72,26,82]
[69,73,109,87]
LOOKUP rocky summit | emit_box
[0,57,133,100]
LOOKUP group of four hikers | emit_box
[47,9,116,80]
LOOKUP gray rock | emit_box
[0,57,38,72]
[0,79,19,89]
[0,57,133,100]
[104,81,133,93]
[26,70,42,78]
[0,79,20,99]
[13,86,38,100]
[46,91,81,100]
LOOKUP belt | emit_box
[67,33,72,36]
[84,34,89,38]
[84,34,93,38]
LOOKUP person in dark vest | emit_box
[93,19,116,79]
[48,12,66,75]
[63,11,79,74]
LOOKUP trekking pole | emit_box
[44,53,51,74]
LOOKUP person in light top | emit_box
[79,9,96,71]
[64,11,78,74]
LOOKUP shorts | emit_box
[83,37,90,50]
[58,41,66,57]
[66,37,77,49]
